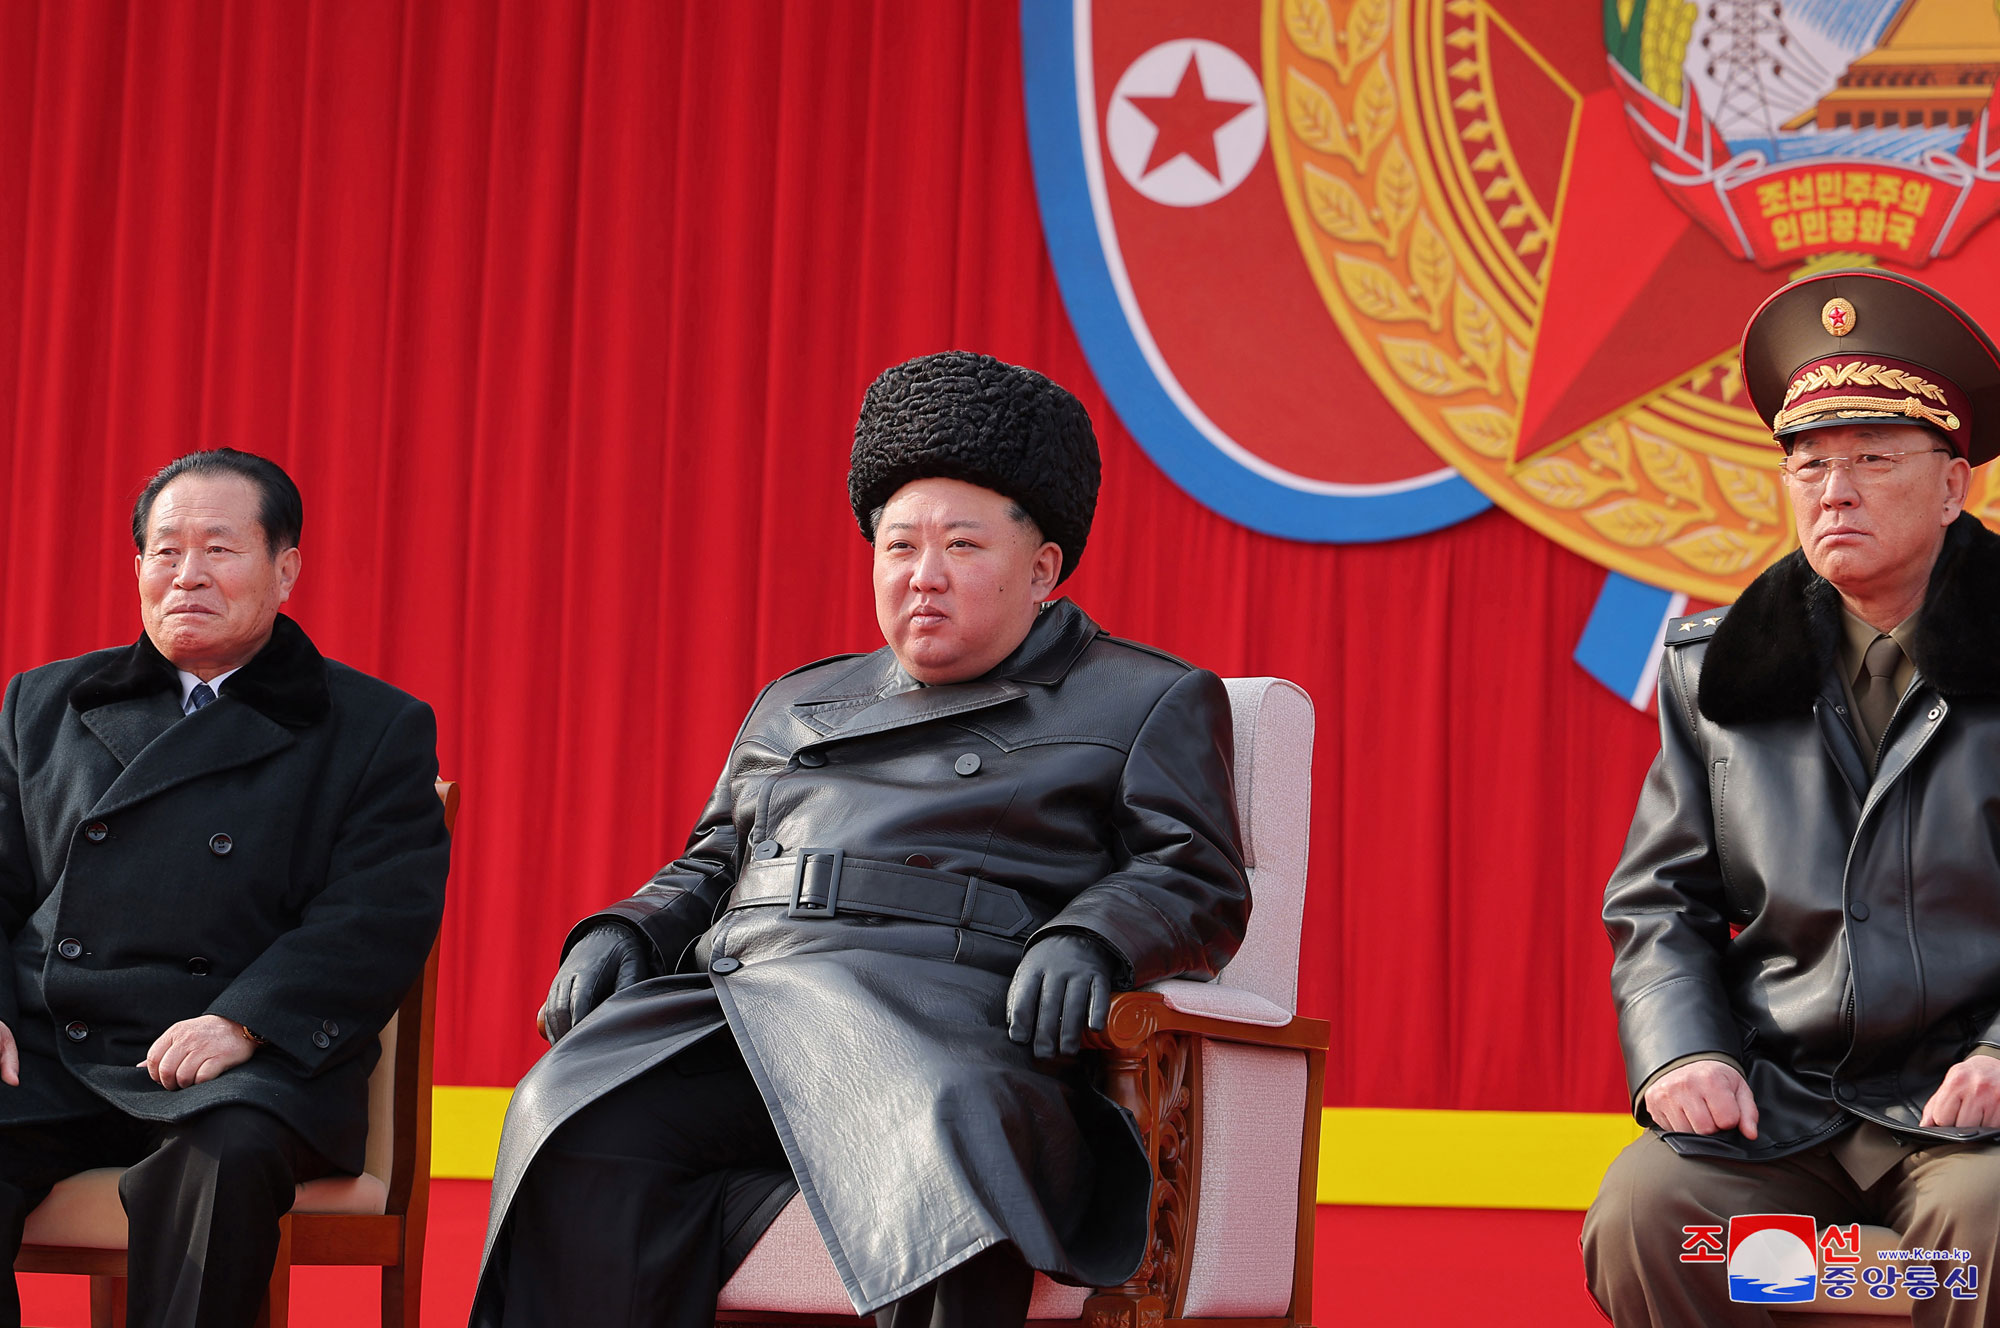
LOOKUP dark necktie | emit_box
[188,682,217,714]
[1855,635,1904,755]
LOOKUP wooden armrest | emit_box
[1082,990,1330,1054]
[1076,991,1328,1325]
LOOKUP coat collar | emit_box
[790,598,1100,740]
[69,613,331,730]
[1699,513,2000,724]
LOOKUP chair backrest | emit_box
[361,779,456,1211]
[1217,679,1314,1014]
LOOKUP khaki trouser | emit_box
[1583,1131,2000,1328]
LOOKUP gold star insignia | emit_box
[1678,622,1697,631]
[1703,616,1722,627]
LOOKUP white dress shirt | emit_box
[176,667,242,715]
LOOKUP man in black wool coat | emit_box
[0,448,450,1328]
[472,352,1250,1328]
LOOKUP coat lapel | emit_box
[815,680,1028,744]
[67,613,329,816]
[78,693,183,769]
[788,599,1099,746]
[85,699,297,818]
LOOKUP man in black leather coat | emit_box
[1585,271,2000,1327]
[471,352,1249,1328]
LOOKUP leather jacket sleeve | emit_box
[566,682,774,971]
[1603,645,1743,1118]
[1029,668,1249,988]
[0,675,27,1031]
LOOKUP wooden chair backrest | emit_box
[378,779,455,1215]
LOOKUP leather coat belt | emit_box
[726,850,1036,940]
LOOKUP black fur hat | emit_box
[849,351,1100,582]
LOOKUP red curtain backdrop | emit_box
[0,0,1661,1113]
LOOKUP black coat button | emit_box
[954,753,981,776]
[710,957,741,974]
[311,1030,331,1049]
[905,854,933,869]
[84,822,108,843]
[57,938,83,961]
[1850,902,1870,921]
[1836,1083,1857,1101]
[797,751,825,768]
[322,1020,339,1037]
[208,833,233,856]
[64,1021,89,1041]
[187,956,210,976]
[753,840,781,860]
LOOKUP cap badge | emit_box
[1822,297,1856,337]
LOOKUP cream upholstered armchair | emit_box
[716,678,1327,1328]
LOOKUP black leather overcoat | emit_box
[1606,514,2000,1160]
[474,600,1248,1318]
[0,616,450,1173]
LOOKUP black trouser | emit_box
[496,1031,1035,1328]
[0,1104,335,1328]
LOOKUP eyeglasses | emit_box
[1779,449,1954,486]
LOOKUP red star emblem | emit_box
[1482,8,1787,460]
[1126,53,1256,182]
[1828,306,1847,328]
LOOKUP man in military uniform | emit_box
[471,352,1249,1328]
[1584,270,2000,1326]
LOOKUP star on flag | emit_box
[1125,53,1256,182]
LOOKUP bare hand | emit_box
[1920,1055,2000,1129]
[1645,1059,1760,1139]
[0,1021,17,1087]
[140,1015,256,1089]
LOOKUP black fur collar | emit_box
[1699,513,2000,724]
[69,613,331,729]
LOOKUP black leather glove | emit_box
[539,923,650,1045]
[1005,933,1121,1059]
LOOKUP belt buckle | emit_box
[787,848,844,919]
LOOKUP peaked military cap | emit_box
[849,351,1100,582]
[1740,268,2000,466]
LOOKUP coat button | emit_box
[710,957,741,974]
[84,822,108,843]
[753,840,781,860]
[1836,1083,1857,1101]
[797,751,825,768]
[208,833,233,856]
[187,956,210,976]
[64,1021,89,1041]
[954,753,981,776]
[1850,902,1870,921]
[311,1030,331,1049]
[57,938,83,961]
[322,1019,340,1037]
[905,854,933,869]
[1929,707,1943,721]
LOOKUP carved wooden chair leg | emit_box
[1083,1008,1200,1328]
